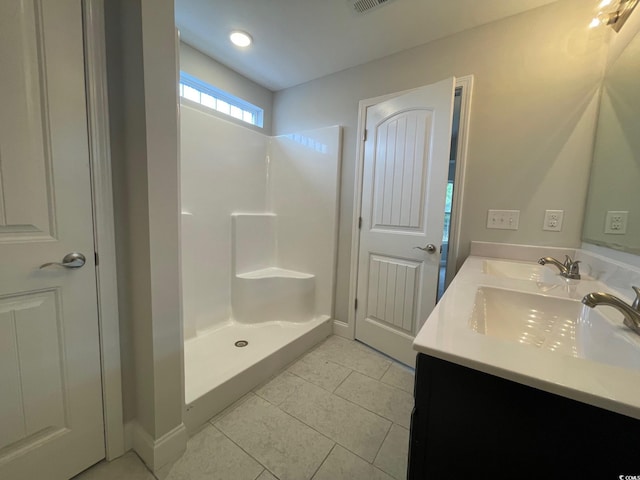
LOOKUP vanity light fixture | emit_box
[230,30,253,47]
[590,0,639,31]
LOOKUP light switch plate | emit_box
[487,210,520,230]
[543,210,564,232]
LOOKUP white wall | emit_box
[272,0,609,325]
[179,42,274,135]
[181,105,268,339]
[270,127,342,317]
[181,106,341,336]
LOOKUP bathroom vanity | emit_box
[409,243,640,479]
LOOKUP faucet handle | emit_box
[563,255,574,268]
[632,286,640,310]
[568,260,581,275]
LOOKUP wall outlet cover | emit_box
[543,209,564,232]
[604,210,628,235]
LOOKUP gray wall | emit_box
[273,0,609,324]
[179,42,274,135]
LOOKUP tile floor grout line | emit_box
[372,419,394,466]
[210,423,276,477]
[309,442,338,480]
[331,368,355,393]
[315,336,395,379]
[278,374,396,427]
[208,392,255,427]
[379,377,414,394]
[275,389,395,466]
[332,385,410,428]
[380,361,393,380]
[252,468,267,480]
[286,361,355,394]
[273,392,387,466]
[253,387,283,406]
[274,365,410,448]
[339,369,413,397]
[270,397,337,447]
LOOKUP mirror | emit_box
[582,26,640,254]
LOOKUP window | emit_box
[179,72,264,128]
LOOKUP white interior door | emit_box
[0,1,105,478]
[355,78,455,366]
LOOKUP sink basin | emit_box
[483,259,561,283]
[469,287,640,370]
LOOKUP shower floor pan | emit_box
[183,315,331,433]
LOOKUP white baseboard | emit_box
[131,421,187,473]
[123,421,134,453]
[332,319,353,339]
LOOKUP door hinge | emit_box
[95,251,99,266]
[440,245,443,254]
[358,217,362,229]
[362,129,367,142]
[355,298,358,310]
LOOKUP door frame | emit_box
[341,76,474,341]
[83,0,125,460]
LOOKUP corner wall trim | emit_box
[132,422,188,473]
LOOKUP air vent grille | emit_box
[350,0,392,14]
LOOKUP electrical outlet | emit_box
[604,210,628,234]
[487,210,520,230]
[543,209,564,232]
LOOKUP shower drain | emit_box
[234,340,249,348]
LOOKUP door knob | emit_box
[40,252,86,269]
[414,244,437,254]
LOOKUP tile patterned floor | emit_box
[75,335,414,480]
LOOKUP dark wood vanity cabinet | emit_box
[408,353,640,480]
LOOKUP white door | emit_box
[0,1,105,479]
[355,78,455,366]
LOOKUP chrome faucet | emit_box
[538,255,581,280]
[582,287,640,336]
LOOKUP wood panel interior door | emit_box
[355,78,455,366]
[0,1,105,478]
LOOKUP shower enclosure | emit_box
[180,103,341,431]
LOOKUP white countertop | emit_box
[413,255,640,420]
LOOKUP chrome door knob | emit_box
[40,252,86,269]
[414,244,438,254]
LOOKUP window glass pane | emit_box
[230,105,243,120]
[201,93,215,109]
[216,99,230,115]
[444,183,454,213]
[442,213,451,242]
[179,72,264,128]
[183,84,200,103]
[242,110,254,124]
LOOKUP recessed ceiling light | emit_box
[230,30,252,48]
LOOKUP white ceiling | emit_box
[175,0,560,91]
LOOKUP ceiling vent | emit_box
[348,0,395,15]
